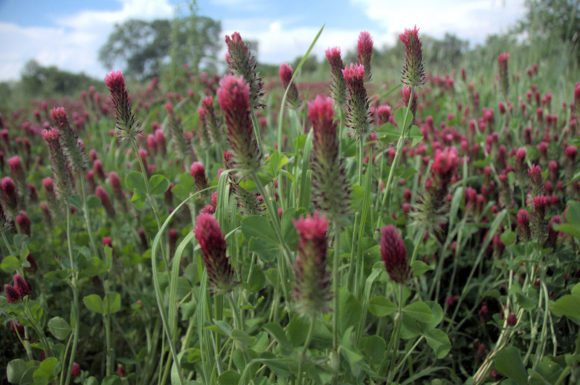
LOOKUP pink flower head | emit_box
[341,63,365,83]
[224,32,263,107]
[108,172,121,189]
[293,212,331,315]
[497,52,510,64]
[71,363,81,378]
[279,63,293,86]
[194,213,234,290]
[325,47,346,105]
[15,211,31,235]
[565,145,577,161]
[105,70,125,94]
[4,284,19,303]
[342,63,369,136]
[279,63,299,106]
[497,52,510,97]
[432,147,459,179]
[95,186,115,219]
[357,31,373,80]
[13,274,31,297]
[380,225,409,284]
[190,161,209,191]
[217,75,261,173]
[399,26,425,87]
[294,212,329,242]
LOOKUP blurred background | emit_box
[0,0,578,107]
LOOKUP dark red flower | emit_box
[380,225,409,284]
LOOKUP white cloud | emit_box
[351,0,526,46]
[222,19,382,65]
[0,0,174,81]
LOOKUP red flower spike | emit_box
[292,212,331,316]
[357,31,373,80]
[217,75,262,174]
[380,225,409,284]
[399,26,425,87]
[194,213,234,291]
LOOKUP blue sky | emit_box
[0,0,526,81]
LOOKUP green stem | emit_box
[297,317,315,385]
[332,223,341,355]
[64,208,80,385]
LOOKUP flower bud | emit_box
[194,213,234,291]
[380,225,409,284]
[293,213,331,317]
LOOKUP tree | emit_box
[19,60,95,98]
[99,16,221,81]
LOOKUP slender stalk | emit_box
[297,317,315,385]
[64,208,80,385]
[332,223,341,355]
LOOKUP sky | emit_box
[0,0,527,81]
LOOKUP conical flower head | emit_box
[357,31,373,81]
[307,96,350,223]
[342,63,370,138]
[217,75,262,175]
[399,26,425,87]
[50,106,87,174]
[194,213,234,291]
[225,32,264,108]
[325,47,346,105]
[380,225,409,284]
[497,52,510,98]
[104,70,139,140]
[293,212,331,317]
[42,128,73,197]
[13,274,31,298]
[279,64,300,107]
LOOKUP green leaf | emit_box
[494,346,528,385]
[218,371,240,385]
[424,328,451,359]
[550,294,580,323]
[101,375,122,385]
[368,296,396,317]
[394,108,414,131]
[501,230,516,246]
[149,174,170,195]
[264,150,289,178]
[553,223,580,239]
[104,292,122,314]
[403,301,433,324]
[565,201,580,225]
[32,357,59,385]
[171,174,195,201]
[241,216,278,244]
[286,316,309,347]
[7,359,37,385]
[411,260,433,277]
[0,255,21,273]
[47,317,71,341]
[360,335,386,365]
[125,170,145,192]
[263,323,291,353]
[83,294,104,315]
